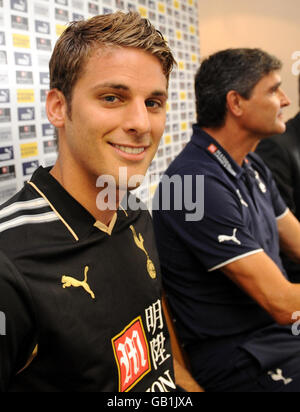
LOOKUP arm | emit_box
[277,209,300,264]
[222,250,300,326]
[0,252,36,391]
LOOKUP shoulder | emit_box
[0,183,59,251]
[165,143,228,186]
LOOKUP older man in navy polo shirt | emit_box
[153,48,300,392]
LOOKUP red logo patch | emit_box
[112,317,151,392]
[208,144,218,154]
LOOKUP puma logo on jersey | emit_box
[61,266,95,300]
[268,369,293,386]
[218,228,241,245]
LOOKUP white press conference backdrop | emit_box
[0,0,200,209]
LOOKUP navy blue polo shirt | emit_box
[152,126,300,386]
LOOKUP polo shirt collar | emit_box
[191,125,246,179]
[28,166,134,241]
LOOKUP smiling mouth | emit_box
[110,143,147,155]
[278,110,284,118]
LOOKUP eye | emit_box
[103,95,119,103]
[146,100,162,109]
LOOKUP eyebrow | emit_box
[92,83,168,99]
[269,81,282,91]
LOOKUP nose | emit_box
[123,99,152,137]
[279,88,291,108]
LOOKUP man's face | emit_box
[240,71,291,137]
[57,47,168,189]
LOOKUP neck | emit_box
[50,155,124,227]
[202,122,260,166]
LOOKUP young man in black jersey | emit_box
[0,12,200,392]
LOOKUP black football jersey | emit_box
[0,167,175,392]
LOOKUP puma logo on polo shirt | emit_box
[61,266,95,300]
[218,228,241,246]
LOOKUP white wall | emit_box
[198,0,300,121]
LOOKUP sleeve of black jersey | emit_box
[0,251,36,392]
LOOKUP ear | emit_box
[226,90,244,118]
[46,89,68,128]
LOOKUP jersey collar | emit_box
[191,125,246,179]
[28,166,135,241]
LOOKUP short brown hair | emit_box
[49,11,176,113]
